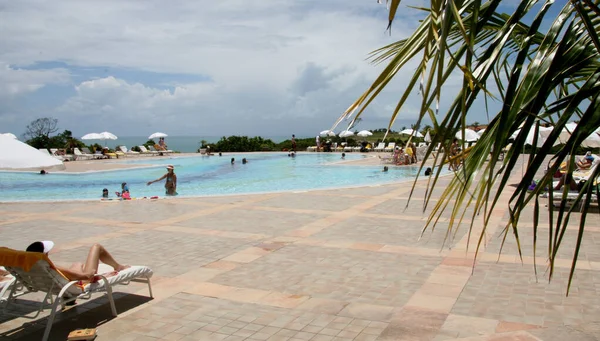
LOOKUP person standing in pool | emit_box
[291,134,297,152]
[147,165,177,196]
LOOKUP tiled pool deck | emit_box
[1,162,599,340]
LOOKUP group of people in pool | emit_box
[100,164,178,199]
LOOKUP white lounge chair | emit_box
[0,266,17,303]
[73,148,93,160]
[138,145,159,155]
[0,247,153,341]
[118,145,140,156]
[49,148,75,161]
[384,142,396,152]
[374,142,386,152]
[153,145,173,155]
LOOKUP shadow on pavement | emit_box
[1,293,152,341]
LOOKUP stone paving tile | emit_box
[484,226,600,263]
[173,208,329,235]
[253,193,371,211]
[452,262,600,326]
[323,184,405,197]
[311,215,467,249]
[107,293,389,341]
[67,200,209,223]
[211,244,441,306]
[59,230,256,277]
[0,219,120,250]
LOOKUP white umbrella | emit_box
[455,129,480,142]
[357,130,373,137]
[99,132,118,140]
[339,130,355,137]
[81,133,104,140]
[424,130,431,143]
[81,132,117,146]
[510,126,554,147]
[149,132,168,139]
[319,130,336,137]
[477,129,486,136]
[399,129,423,138]
[0,135,65,170]
[0,133,17,139]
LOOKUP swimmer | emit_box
[102,188,109,198]
[341,153,346,159]
[383,166,389,172]
[115,182,129,197]
[242,158,248,164]
[424,167,432,176]
[40,170,47,175]
[231,158,235,164]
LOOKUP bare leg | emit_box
[82,244,129,277]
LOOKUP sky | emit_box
[0,0,545,138]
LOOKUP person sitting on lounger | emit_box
[26,241,129,281]
[576,152,594,170]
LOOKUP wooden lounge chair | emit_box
[0,247,153,341]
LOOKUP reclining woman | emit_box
[26,241,129,281]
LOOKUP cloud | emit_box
[0,0,498,136]
[0,63,70,99]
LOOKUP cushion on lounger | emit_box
[84,265,153,292]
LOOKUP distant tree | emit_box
[24,118,58,140]
[471,121,480,130]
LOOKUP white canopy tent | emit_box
[0,135,65,171]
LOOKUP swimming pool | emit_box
[0,153,424,202]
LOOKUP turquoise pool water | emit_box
[0,153,423,202]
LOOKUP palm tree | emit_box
[335,0,600,291]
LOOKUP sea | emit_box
[99,136,298,153]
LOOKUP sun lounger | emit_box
[118,146,140,156]
[0,266,17,303]
[374,142,385,152]
[82,147,105,159]
[50,148,75,161]
[138,145,159,155]
[153,145,173,155]
[384,142,396,152]
[0,247,153,341]
[73,148,94,160]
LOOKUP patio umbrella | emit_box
[510,126,553,147]
[399,129,423,138]
[455,129,480,142]
[81,133,104,140]
[356,130,373,137]
[319,130,336,137]
[424,130,431,143]
[0,135,65,170]
[81,132,118,146]
[149,132,168,139]
[477,129,486,136]
[0,133,17,139]
[339,130,355,138]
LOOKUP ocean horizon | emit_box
[97,135,306,153]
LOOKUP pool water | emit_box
[0,153,423,202]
